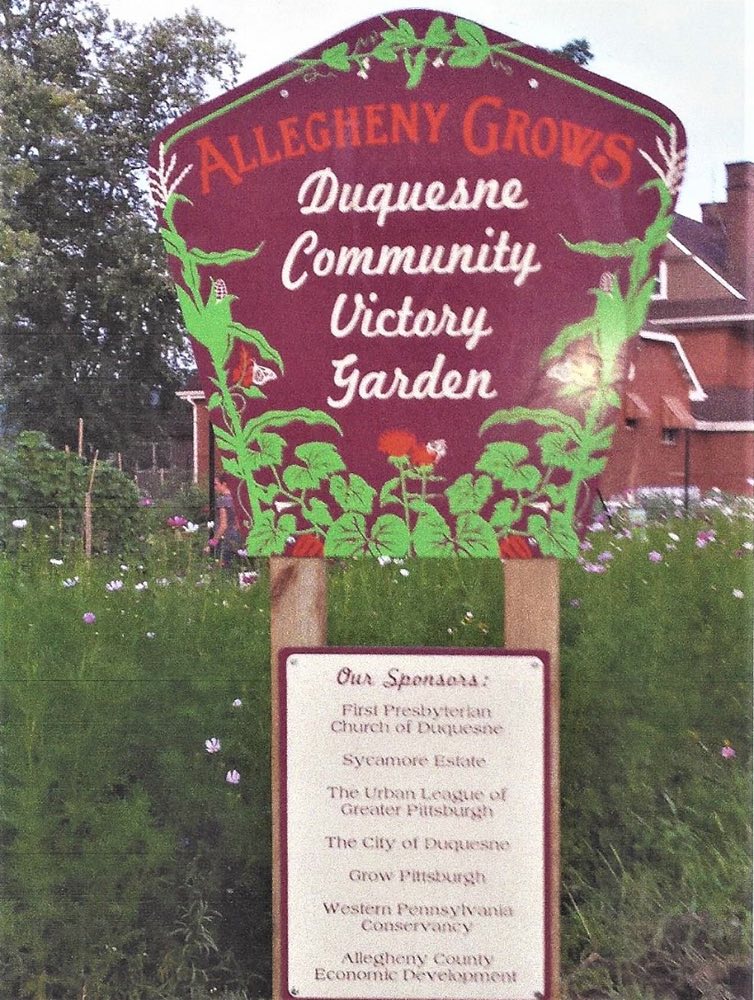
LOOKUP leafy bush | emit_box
[0,431,141,553]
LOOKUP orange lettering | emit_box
[197,137,241,194]
[502,109,530,156]
[364,104,388,145]
[531,116,558,159]
[305,111,331,153]
[227,135,257,175]
[279,117,306,159]
[560,121,604,167]
[390,102,419,144]
[462,95,502,157]
[590,133,635,189]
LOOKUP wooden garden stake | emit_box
[504,558,561,999]
[77,418,84,459]
[270,556,327,995]
[83,451,99,559]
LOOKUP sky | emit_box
[103,0,752,221]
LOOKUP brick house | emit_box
[600,161,754,498]
[178,162,754,499]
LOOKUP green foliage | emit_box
[0,0,242,452]
[0,430,140,552]
[0,513,751,997]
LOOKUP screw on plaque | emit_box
[289,657,299,667]
[290,989,299,996]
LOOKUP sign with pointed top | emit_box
[150,10,685,559]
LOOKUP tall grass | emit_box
[0,507,751,999]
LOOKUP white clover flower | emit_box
[399,568,410,577]
[183,522,199,534]
[146,631,156,639]
[120,564,129,572]
[63,577,79,588]
[232,698,243,708]
[732,589,745,599]
[205,737,222,754]
[106,579,124,592]
[11,519,27,529]
[135,581,148,591]
[49,558,64,566]
[148,142,193,209]
[377,555,392,566]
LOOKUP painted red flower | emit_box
[378,429,417,458]
[498,536,534,559]
[291,534,325,558]
[409,443,437,467]
[230,345,255,388]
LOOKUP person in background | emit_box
[205,474,241,568]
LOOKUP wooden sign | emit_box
[278,648,554,999]
[150,9,684,558]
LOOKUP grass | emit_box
[0,504,751,999]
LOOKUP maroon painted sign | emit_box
[150,10,685,558]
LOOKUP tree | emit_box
[549,37,594,66]
[0,0,241,452]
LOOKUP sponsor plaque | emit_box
[279,649,553,999]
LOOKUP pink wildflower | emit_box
[82,612,96,624]
[648,551,663,563]
[225,769,241,785]
[721,745,736,759]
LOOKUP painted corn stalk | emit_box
[150,9,685,558]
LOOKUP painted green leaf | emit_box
[303,498,334,528]
[539,431,582,472]
[372,40,399,62]
[424,15,452,46]
[258,483,280,505]
[247,432,285,470]
[527,511,579,558]
[159,227,187,259]
[382,19,417,46]
[490,499,517,531]
[405,49,428,88]
[590,425,615,452]
[455,513,499,557]
[321,41,351,71]
[189,245,262,266]
[446,473,493,514]
[330,474,376,515]
[542,483,570,506]
[408,499,435,514]
[324,513,369,556]
[184,292,235,353]
[379,476,402,506]
[563,234,641,259]
[476,442,541,492]
[448,45,488,68]
[241,385,265,400]
[211,424,239,450]
[369,515,410,558]
[246,511,296,556]
[480,405,582,438]
[174,284,201,329]
[455,18,487,46]
[230,322,283,371]
[243,408,342,442]
[295,442,345,479]
[540,317,594,362]
[626,278,655,331]
[413,507,455,557]
[221,456,243,478]
[283,464,318,492]
[206,392,222,411]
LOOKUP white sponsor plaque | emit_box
[278,648,553,1000]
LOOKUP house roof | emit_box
[670,214,727,272]
[691,387,754,423]
[648,297,754,326]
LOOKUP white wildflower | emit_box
[11,519,27,529]
[49,558,64,566]
[106,579,124,592]
[135,581,148,591]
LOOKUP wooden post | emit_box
[83,452,99,560]
[77,418,84,459]
[503,558,560,999]
[270,557,327,999]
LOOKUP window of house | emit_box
[651,260,668,300]
[661,426,679,445]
